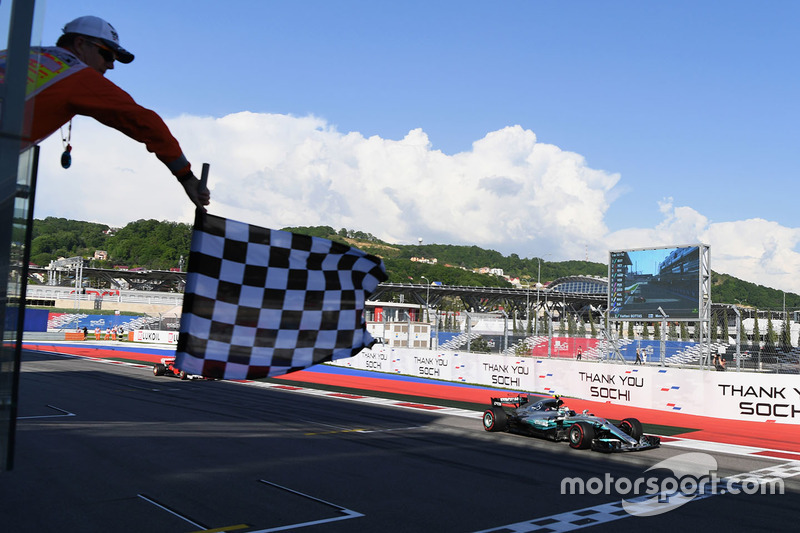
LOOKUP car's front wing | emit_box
[591,435,661,453]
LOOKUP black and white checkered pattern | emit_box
[175,213,387,380]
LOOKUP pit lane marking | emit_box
[187,525,250,532]
[137,493,207,529]
[17,405,76,419]
[472,461,800,532]
[139,495,251,532]
[254,480,364,532]
[140,477,366,533]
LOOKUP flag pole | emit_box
[200,163,210,189]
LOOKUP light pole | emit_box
[536,259,542,335]
[535,254,551,335]
[525,285,530,336]
[420,275,430,322]
[734,299,748,371]
[734,299,748,320]
[421,275,431,349]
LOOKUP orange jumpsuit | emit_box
[0,46,191,177]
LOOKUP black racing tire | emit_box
[179,370,188,380]
[619,418,643,440]
[482,407,508,432]
[568,422,595,450]
[153,363,167,376]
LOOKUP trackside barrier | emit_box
[331,346,800,424]
[131,330,178,344]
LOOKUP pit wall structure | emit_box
[329,346,800,425]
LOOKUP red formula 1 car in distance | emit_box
[152,357,209,380]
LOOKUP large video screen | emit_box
[608,245,701,321]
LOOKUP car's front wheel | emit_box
[482,407,508,432]
[568,422,595,449]
[619,418,643,440]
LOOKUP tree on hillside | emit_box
[752,311,761,347]
[32,218,800,313]
[739,315,747,346]
[382,258,512,287]
[717,309,728,343]
[282,225,338,240]
[780,313,792,352]
[30,217,110,266]
[765,312,777,352]
[106,219,192,269]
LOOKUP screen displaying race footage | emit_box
[608,245,702,321]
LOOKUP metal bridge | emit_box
[28,265,606,315]
[371,282,605,314]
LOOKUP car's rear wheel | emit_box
[619,418,643,440]
[153,363,166,376]
[568,422,595,449]
[482,407,508,432]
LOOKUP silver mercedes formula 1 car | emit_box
[482,395,660,453]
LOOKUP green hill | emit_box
[29,218,798,310]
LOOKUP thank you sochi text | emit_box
[579,372,644,402]
[483,362,529,387]
[718,384,800,419]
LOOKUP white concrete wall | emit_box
[331,346,800,424]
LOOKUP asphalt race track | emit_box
[3,348,800,532]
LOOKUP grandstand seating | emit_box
[439,332,483,350]
[47,313,162,332]
[47,313,88,330]
[501,335,547,356]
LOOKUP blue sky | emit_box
[4,1,800,293]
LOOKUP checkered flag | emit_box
[175,213,387,380]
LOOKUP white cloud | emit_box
[606,199,800,293]
[33,111,800,293]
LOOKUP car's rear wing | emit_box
[491,395,530,407]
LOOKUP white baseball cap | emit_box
[62,16,134,64]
